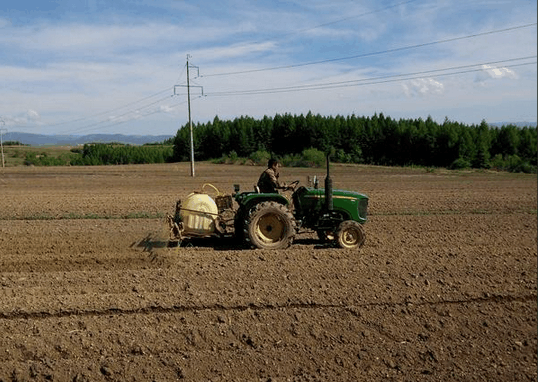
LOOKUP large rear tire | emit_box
[335,220,365,249]
[245,202,296,249]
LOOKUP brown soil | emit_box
[0,163,536,381]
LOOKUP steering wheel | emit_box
[287,180,300,191]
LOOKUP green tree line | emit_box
[70,144,173,165]
[172,112,537,172]
[24,143,173,166]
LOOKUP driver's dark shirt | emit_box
[257,168,280,193]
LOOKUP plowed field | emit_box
[0,163,536,381]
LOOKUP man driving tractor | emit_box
[257,158,288,193]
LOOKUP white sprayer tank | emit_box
[180,193,218,235]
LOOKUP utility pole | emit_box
[0,118,6,168]
[174,55,202,177]
[186,56,194,177]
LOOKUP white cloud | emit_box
[475,65,519,83]
[402,78,445,97]
[1,110,42,127]
[26,109,40,121]
[159,105,177,113]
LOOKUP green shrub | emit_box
[228,151,238,162]
[249,150,271,166]
[24,152,74,166]
[334,147,362,163]
[210,156,226,164]
[280,153,302,167]
[211,151,241,165]
[280,148,325,168]
[449,157,471,170]
[301,148,326,167]
[487,154,536,173]
[490,154,505,170]
[506,155,536,173]
[11,149,24,158]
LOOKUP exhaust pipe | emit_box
[325,153,333,211]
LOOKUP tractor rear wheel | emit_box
[245,201,296,249]
[335,220,365,249]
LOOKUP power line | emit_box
[35,63,191,136]
[44,63,189,129]
[207,61,537,96]
[56,94,175,135]
[47,88,173,128]
[204,57,537,97]
[52,65,192,135]
[202,23,537,78]
[58,97,200,136]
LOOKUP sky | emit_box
[0,0,536,136]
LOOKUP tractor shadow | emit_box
[162,235,333,251]
[131,234,170,252]
[133,234,243,251]
[293,237,335,249]
[132,231,333,252]
[169,236,243,251]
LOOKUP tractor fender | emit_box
[240,193,290,215]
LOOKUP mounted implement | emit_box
[168,156,368,249]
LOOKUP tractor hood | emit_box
[301,187,368,200]
[296,186,369,223]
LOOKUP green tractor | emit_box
[233,157,368,249]
[168,156,368,249]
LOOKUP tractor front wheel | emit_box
[245,202,296,249]
[335,220,365,249]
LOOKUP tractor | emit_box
[168,156,368,249]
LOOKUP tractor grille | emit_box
[358,199,368,219]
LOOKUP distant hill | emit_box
[1,132,173,146]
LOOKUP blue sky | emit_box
[1,0,536,136]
